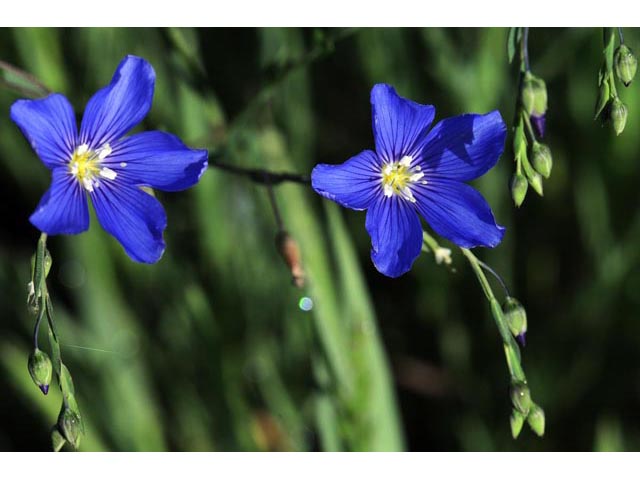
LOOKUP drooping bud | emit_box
[58,408,82,450]
[510,409,525,439]
[610,97,628,135]
[275,230,305,288]
[521,72,547,118]
[510,380,532,415]
[28,348,52,395]
[503,296,528,346]
[531,142,553,179]
[510,173,528,208]
[527,403,546,436]
[614,44,638,87]
[527,171,544,196]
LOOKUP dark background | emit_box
[1,27,639,451]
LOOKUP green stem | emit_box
[461,248,526,382]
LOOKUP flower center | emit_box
[68,143,117,192]
[381,155,426,203]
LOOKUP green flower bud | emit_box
[28,348,52,395]
[615,44,638,87]
[503,297,528,346]
[510,381,532,415]
[510,173,528,208]
[531,142,553,179]
[510,409,525,439]
[51,427,66,452]
[594,81,610,120]
[527,171,544,196]
[521,72,547,116]
[527,403,545,436]
[58,408,82,450]
[610,97,628,135]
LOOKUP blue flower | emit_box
[311,84,506,278]
[11,55,208,264]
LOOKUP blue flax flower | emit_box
[312,84,506,278]
[11,55,208,263]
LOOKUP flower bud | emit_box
[610,97,628,135]
[510,380,532,415]
[521,73,547,117]
[28,348,52,395]
[503,297,527,346]
[510,173,528,208]
[531,142,553,179]
[58,408,82,450]
[527,403,545,436]
[510,409,525,439]
[527,171,544,196]
[614,44,638,87]
[275,230,305,288]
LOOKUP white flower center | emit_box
[68,143,117,192]
[380,155,426,203]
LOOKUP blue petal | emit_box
[311,150,381,210]
[79,55,155,149]
[104,131,208,192]
[370,84,436,162]
[30,168,89,235]
[365,196,423,278]
[420,111,506,182]
[10,94,77,169]
[414,179,505,248]
[91,181,167,263]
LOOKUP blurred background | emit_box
[1,27,639,452]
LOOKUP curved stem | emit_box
[209,157,310,186]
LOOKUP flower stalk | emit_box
[461,247,544,438]
[28,233,84,450]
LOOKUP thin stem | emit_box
[522,110,537,142]
[33,300,45,350]
[461,248,494,301]
[477,259,511,298]
[209,157,310,186]
[618,27,625,45]
[0,60,51,96]
[522,27,531,72]
[265,180,284,231]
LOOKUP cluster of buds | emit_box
[511,71,553,207]
[510,380,545,438]
[595,28,637,135]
